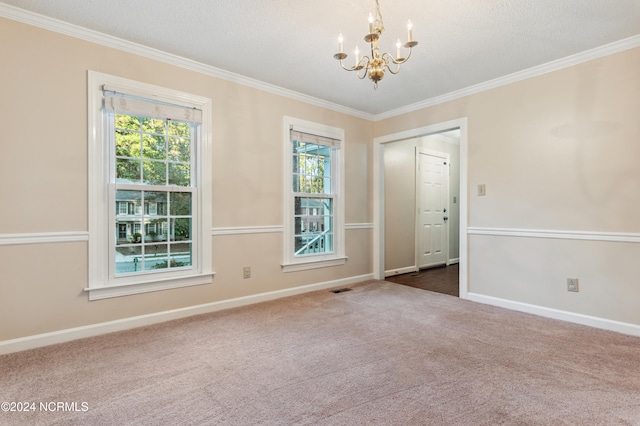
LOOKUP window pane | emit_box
[294,235,304,254]
[145,192,167,214]
[294,197,333,256]
[168,121,190,138]
[141,118,166,134]
[292,141,331,195]
[168,137,190,162]
[292,173,301,192]
[146,219,167,241]
[116,190,142,210]
[170,242,192,268]
[142,135,166,160]
[144,244,168,271]
[143,160,166,185]
[314,177,325,194]
[292,140,302,154]
[115,190,142,246]
[170,192,192,215]
[171,218,191,241]
[168,163,190,186]
[116,159,141,183]
[116,114,141,131]
[116,129,140,158]
[324,231,334,252]
[308,174,316,193]
[115,245,142,273]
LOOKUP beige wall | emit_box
[383,139,416,272]
[376,46,640,326]
[384,136,460,273]
[0,18,372,341]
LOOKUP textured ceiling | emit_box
[2,0,640,115]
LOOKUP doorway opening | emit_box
[373,118,468,298]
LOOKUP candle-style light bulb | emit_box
[338,33,344,53]
[368,12,374,33]
[354,45,360,66]
[396,38,402,58]
[407,19,413,42]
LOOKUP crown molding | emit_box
[0,3,374,122]
[374,34,640,121]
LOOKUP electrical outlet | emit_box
[478,184,486,196]
[567,278,579,292]
[243,266,251,279]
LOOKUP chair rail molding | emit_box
[467,227,640,243]
[0,231,89,246]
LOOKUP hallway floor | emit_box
[385,264,459,297]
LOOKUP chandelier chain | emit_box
[375,0,384,33]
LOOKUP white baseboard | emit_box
[385,266,418,277]
[467,293,640,337]
[0,273,374,355]
[447,258,460,265]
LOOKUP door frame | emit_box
[415,147,450,270]
[373,117,468,299]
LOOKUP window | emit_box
[282,117,346,272]
[293,143,333,255]
[117,202,127,215]
[87,71,212,300]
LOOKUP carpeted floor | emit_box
[2,281,640,425]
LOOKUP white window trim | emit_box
[282,116,346,272]
[87,71,213,300]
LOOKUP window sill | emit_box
[85,273,215,300]
[281,256,348,273]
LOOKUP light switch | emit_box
[478,184,486,196]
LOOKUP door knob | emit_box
[443,216,449,221]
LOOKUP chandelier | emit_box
[333,0,418,89]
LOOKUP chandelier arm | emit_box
[356,56,371,79]
[386,47,413,66]
[338,60,358,72]
[380,52,400,75]
[386,63,401,75]
[385,62,400,75]
[338,55,369,72]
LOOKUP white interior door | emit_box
[416,149,449,269]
